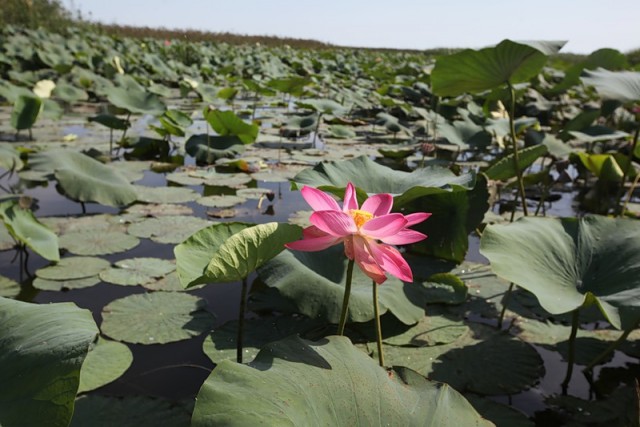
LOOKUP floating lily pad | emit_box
[99,258,176,286]
[128,216,213,244]
[192,335,492,426]
[235,187,273,199]
[465,395,534,427]
[32,276,101,291]
[36,256,110,281]
[0,275,20,298]
[101,292,215,344]
[287,210,313,228]
[142,271,196,292]
[133,185,200,204]
[196,195,247,208]
[78,337,133,393]
[59,230,140,256]
[124,203,193,217]
[71,395,192,427]
[382,310,469,347]
[250,169,296,182]
[202,315,323,364]
[430,333,545,395]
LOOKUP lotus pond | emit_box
[1,26,640,426]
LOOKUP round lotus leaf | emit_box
[430,333,544,395]
[465,395,534,427]
[206,208,238,218]
[109,160,150,183]
[202,315,323,364]
[192,335,492,426]
[142,271,199,292]
[165,171,206,186]
[133,185,199,204]
[59,230,140,256]
[36,257,110,280]
[480,215,640,329]
[235,187,273,200]
[99,258,175,286]
[196,195,247,208]
[70,395,191,427]
[0,275,20,298]
[127,216,213,244]
[33,275,100,291]
[250,169,295,182]
[78,337,133,393]
[384,311,469,347]
[41,214,125,235]
[124,203,193,217]
[287,210,312,228]
[101,292,215,344]
[255,246,428,326]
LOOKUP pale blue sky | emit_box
[65,0,639,54]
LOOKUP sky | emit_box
[63,0,639,54]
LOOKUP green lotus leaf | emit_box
[0,142,24,171]
[29,150,137,207]
[327,124,356,139]
[581,68,640,102]
[551,48,629,94]
[291,155,476,208]
[78,337,133,393]
[33,276,101,291]
[36,256,110,281]
[132,185,199,204]
[480,215,640,329]
[101,292,215,345]
[180,222,301,286]
[485,145,548,181]
[465,395,534,427]
[0,297,98,427]
[88,114,130,131]
[0,225,13,251]
[174,222,252,287]
[204,109,258,144]
[266,76,311,96]
[431,39,565,97]
[403,174,489,263]
[185,134,246,163]
[0,275,20,298]
[0,198,59,261]
[437,119,491,150]
[191,335,493,426]
[52,81,89,104]
[430,333,544,395]
[99,257,176,286]
[11,94,43,131]
[572,152,636,182]
[71,395,192,427]
[296,98,347,116]
[59,230,139,256]
[106,85,166,116]
[255,246,425,325]
[127,215,212,244]
[202,315,324,364]
[196,195,247,208]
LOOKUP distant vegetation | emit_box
[0,0,636,64]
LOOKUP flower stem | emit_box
[337,259,355,335]
[616,127,640,216]
[237,277,248,363]
[497,282,514,330]
[373,280,385,367]
[583,320,639,373]
[561,309,580,395]
[507,82,528,217]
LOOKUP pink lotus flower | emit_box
[286,183,430,284]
